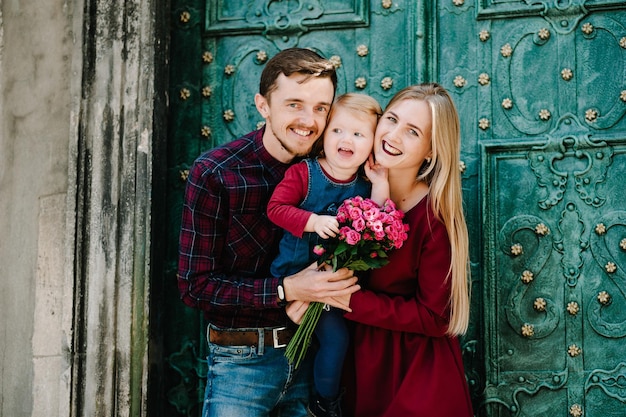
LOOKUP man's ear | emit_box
[255,93,269,118]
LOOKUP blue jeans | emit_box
[203,325,313,417]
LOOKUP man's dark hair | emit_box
[259,48,338,100]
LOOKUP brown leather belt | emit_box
[209,326,295,349]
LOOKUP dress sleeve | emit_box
[344,215,453,337]
[267,162,312,238]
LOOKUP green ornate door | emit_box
[159,1,626,416]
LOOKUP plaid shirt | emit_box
[177,128,292,328]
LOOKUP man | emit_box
[178,48,359,417]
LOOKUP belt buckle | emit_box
[272,327,287,348]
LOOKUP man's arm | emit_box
[177,161,277,310]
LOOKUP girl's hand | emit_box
[364,154,388,185]
[312,214,339,239]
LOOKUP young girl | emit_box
[267,93,386,417]
[338,83,474,416]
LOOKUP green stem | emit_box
[285,302,325,368]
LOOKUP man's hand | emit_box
[282,262,359,311]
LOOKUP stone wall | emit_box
[0,1,74,415]
[0,0,161,415]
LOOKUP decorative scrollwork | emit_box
[528,114,614,210]
[586,363,626,403]
[588,211,626,338]
[500,215,558,339]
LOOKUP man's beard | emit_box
[273,127,311,158]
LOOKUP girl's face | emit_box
[323,106,377,172]
[374,98,432,172]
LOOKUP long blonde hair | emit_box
[386,83,471,335]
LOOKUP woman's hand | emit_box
[286,300,310,324]
[283,262,360,311]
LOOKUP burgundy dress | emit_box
[343,197,473,417]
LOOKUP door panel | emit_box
[161,1,626,416]
[163,1,424,415]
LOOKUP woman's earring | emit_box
[425,156,432,164]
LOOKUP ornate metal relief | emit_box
[500,215,559,339]
[528,114,614,210]
[588,211,626,338]
[204,0,368,48]
[586,363,626,403]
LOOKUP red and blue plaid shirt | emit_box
[177,128,292,328]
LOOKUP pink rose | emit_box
[352,217,366,232]
[313,244,326,256]
[344,229,361,245]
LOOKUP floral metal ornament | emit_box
[621,90,626,102]
[180,11,191,23]
[179,169,189,182]
[224,64,236,76]
[521,270,534,284]
[459,161,466,173]
[535,223,550,235]
[597,291,611,305]
[620,37,626,49]
[382,0,392,8]
[595,223,607,235]
[356,45,369,57]
[329,55,342,69]
[202,51,214,64]
[500,43,513,57]
[453,75,466,88]
[223,109,235,122]
[479,118,490,130]
[620,238,626,250]
[453,0,464,6]
[478,73,490,86]
[255,50,268,63]
[561,68,573,81]
[179,88,191,100]
[510,243,523,256]
[538,28,550,40]
[502,98,513,110]
[534,298,547,312]
[539,109,551,121]
[567,301,579,315]
[355,77,367,89]
[568,344,581,357]
[381,77,393,90]
[201,126,211,138]
[202,86,213,98]
[582,22,594,35]
[605,262,617,273]
[569,404,583,417]
[521,323,534,337]
[585,108,598,122]
[479,30,490,42]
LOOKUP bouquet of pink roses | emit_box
[285,196,409,368]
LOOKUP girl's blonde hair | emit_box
[311,93,382,157]
[386,83,471,336]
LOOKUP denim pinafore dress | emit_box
[270,158,371,277]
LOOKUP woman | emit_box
[341,83,473,416]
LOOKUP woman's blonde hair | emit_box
[310,93,382,157]
[386,83,471,336]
